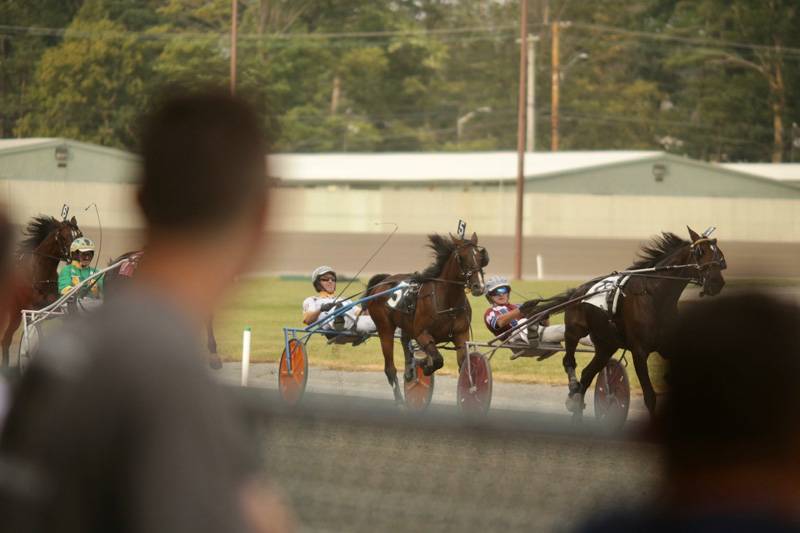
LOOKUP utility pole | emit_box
[527,34,538,152]
[230,0,238,95]
[517,33,539,152]
[550,21,560,151]
[514,0,528,280]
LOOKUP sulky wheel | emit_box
[278,339,308,406]
[457,352,492,415]
[594,358,630,429]
[17,323,41,372]
[404,364,434,412]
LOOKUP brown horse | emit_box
[526,227,726,419]
[2,215,82,366]
[365,233,488,403]
[104,251,222,369]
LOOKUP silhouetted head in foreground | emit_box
[659,291,800,513]
[135,89,269,319]
[578,291,800,532]
[660,292,800,471]
[139,89,267,233]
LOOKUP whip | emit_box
[334,222,398,302]
[84,203,102,270]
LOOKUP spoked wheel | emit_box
[278,339,308,406]
[404,364,434,412]
[457,352,492,415]
[17,323,41,372]
[594,358,630,428]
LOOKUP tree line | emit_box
[1,0,798,162]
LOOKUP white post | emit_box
[536,253,544,280]
[241,327,251,387]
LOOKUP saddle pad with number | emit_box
[385,281,419,315]
[583,275,631,315]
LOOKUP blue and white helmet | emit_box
[485,275,510,301]
[311,265,337,290]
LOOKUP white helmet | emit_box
[311,265,337,289]
[70,236,96,254]
[485,275,510,301]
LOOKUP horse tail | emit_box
[521,287,579,318]
[366,273,391,295]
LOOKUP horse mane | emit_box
[418,234,457,280]
[17,215,60,254]
[629,232,689,269]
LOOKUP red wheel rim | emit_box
[404,365,434,411]
[457,353,492,414]
[594,358,630,424]
[279,340,307,405]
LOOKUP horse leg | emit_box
[416,330,443,376]
[562,318,588,398]
[2,309,21,368]
[562,330,585,416]
[377,326,403,404]
[453,329,471,370]
[632,348,657,417]
[569,343,617,415]
[206,316,222,370]
[400,331,415,382]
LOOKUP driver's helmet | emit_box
[311,265,337,291]
[485,275,510,302]
[70,237,96,256]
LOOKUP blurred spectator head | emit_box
[136,88,269,300]
[660,291,800,475]
[138,88,268,237]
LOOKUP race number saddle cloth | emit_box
[583,274,631,316]
[385,281,420,315]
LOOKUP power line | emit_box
[569,22,800,59]
[0,23,516,41]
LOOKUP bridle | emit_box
[689,237,726,288]
[453,242,486,285]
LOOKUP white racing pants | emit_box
[507,318,593,347]
[319,308,376,334]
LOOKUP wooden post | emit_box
[230,0,238,95]
[514,0,528,280]
[551,21,560,151]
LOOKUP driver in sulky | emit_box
[483,275,592,358]
[302,265,376,334]
[58,237,103,310]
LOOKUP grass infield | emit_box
[215,277,669,390]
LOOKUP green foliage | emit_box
[16,18,152,148]
[3,0,799,161]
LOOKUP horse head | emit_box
[687,226,726,297]
[452,232,489,296]
[47,216,83,261]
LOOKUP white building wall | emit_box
[2,180,797,242]
[1,179,143,229]
[268,187,800,242]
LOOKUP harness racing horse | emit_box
[104,251,222,369]
[365,233,488,404]
[2,215,82,367]
[528,227,726,419]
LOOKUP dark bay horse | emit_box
[365,233,488,403]
[104,251,222,369]
[527,227,726,419]
[2,215,82,366]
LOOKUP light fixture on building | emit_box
[55,144,70,168]
[652,163,667,182]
